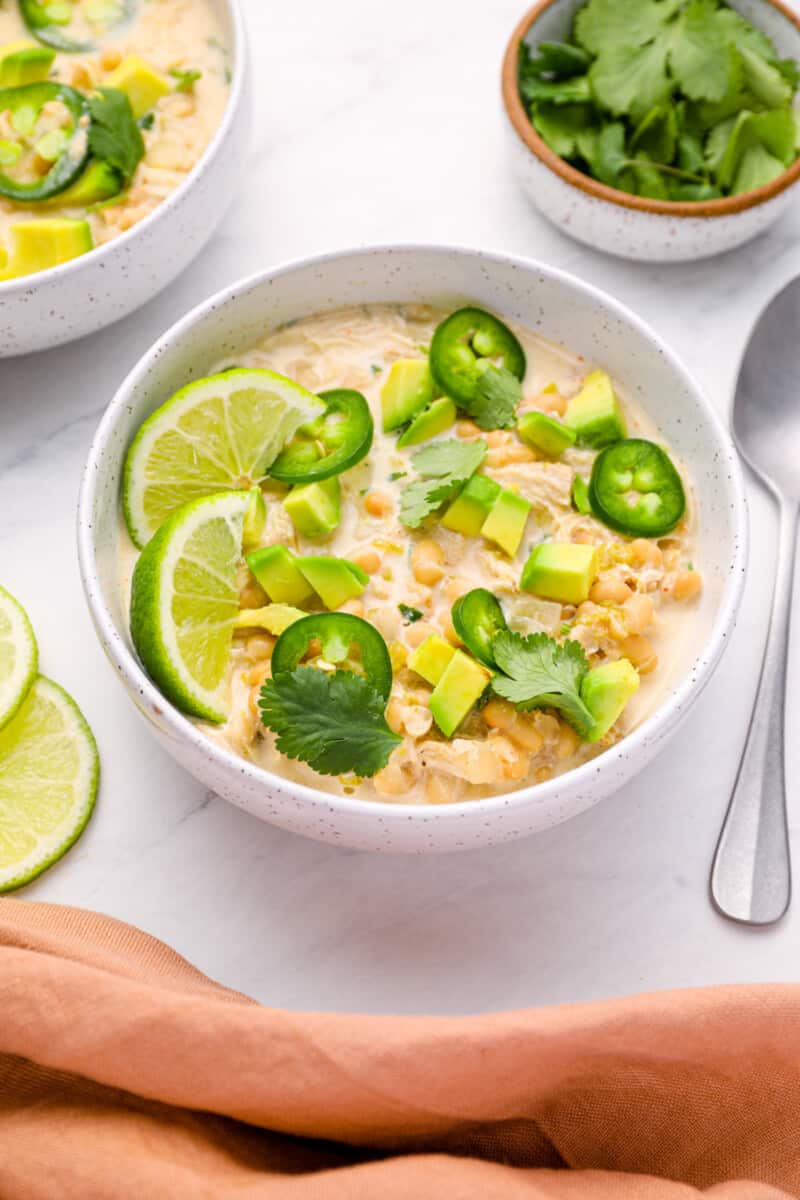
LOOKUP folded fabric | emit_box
[0,898,796,1199]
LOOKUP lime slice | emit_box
[130,489,250,722]
[0,676,98,893]
[0,584,38,732]
[123,369,325,548]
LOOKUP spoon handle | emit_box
[710,497,797,925]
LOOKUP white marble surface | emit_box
[3,0,800,1013]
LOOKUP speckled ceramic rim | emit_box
[502,0,800,218]
[0,0,247,295]
[77,244,748,834]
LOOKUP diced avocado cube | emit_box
[441,473,501,537]
[106,55,171,118]
[245,545,314,605]
[564,370,627,449]
[521,542,598,605]
[381,359,435,432]
[0,40,55,86]
[571,474,592,515]
[397,396,456,448]
[297,556,368,609]
[429,650,491,737]
[481,488,532,557]
[242,487,266,552]
[408,635,455,687]
[581,658,640,743]
[234,604,306,636]
[284,476,341,539]
[50,159,123,207]
[0,218,92,280]
[517,410,576,457]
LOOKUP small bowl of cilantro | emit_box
[501,0,800,260]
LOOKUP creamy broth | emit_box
[0,0,229,269]
[119,303,701,807]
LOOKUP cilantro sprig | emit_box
[87,88,145,182]
[468,366,521,431]
[399,438,487,529]
[491,631,594,738]
[519,0,800,201]
[259,667,401,778]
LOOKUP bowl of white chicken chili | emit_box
[0,0,249,356]
[78,245,746,853]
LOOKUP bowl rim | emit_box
[77,242,748,827]
[0,0,247,295]
[501,0,800,219]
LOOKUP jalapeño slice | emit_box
[0,82,89,200]
[20,0,135,54]
[270,612,393,702]
[451,588,508,669]
[270,388,373,484]
[589,438,686,538]
[429,307,526,410]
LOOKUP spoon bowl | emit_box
[734,279,800,501]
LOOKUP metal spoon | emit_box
[710,278,800,926]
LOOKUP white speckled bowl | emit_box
[0,0,250,358]
[502,0,800,262]
[77,245,747,853]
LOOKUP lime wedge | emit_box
[0,584,38,732]
[123,369,325,548]
[130,490,251,722]
[0,676,98,893]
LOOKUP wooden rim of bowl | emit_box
[501,0,800,218]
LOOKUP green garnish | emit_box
[399,438,487,529]
[398,603,423,623]
[388,470,406,481]
[490,631,594,737]
[169,68,202,92]
[469,366,522,431]
[258,667,401,777]
[139,111,155,131]
[87,87,145,182]
[519,0,800,200]
[370,363,383,375]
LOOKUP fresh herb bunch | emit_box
[519,0,800,200]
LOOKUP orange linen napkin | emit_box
[0,899,797,1200]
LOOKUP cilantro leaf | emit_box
[666,0,741,104]
[532,102,596,158]
[630,106,678,163]
[713,7,778,63]
[592,121,628,185]
[574,0,679,55]
[738,44,792,109]
[259,667,401,778]
[398,604,423,623]
[629,157,670,198]
[399,438,487,529]
[677,128,705,173]
[169,68,202,92]
[87,88,145,182]
[732,142,785,194]
[467,366,521,430]
[590,42,672,121]
[490,631,594,737]
[524,41,591,79]
[520,74,592,106]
